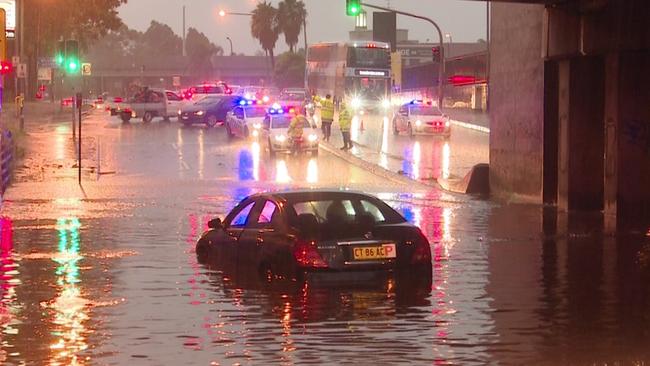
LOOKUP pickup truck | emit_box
[119,88,183,123]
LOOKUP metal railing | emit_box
[0,130,14,196]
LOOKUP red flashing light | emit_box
[0,61,13,74]
[368,43,376,48]
[114,97,123,103]
[448,75,479,86]
[289,108,295,114]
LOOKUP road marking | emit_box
[450,120,490,133]
[180,161,190,170]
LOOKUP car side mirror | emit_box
[208,218,223,229]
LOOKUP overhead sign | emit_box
[37,67,52,81]
[16,62,25,78]
[0,1,15,38]
[81,63,91,76]
[356,69,387,77]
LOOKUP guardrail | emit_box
[0,129,14,197]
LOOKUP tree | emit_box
[277,0,307,53]
[274,51,305,89]
[251,2,280,70]
[186,28,224,78]
[23,0,126,99]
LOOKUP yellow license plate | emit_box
[353,244,396,260]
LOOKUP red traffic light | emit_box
[0,61,13,74]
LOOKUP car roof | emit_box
[246,189,377,202]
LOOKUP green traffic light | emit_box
[346,0,361,16]
[68,60,78,72]
[349,5,359,14]
[55,54,64,65]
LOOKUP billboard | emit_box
[0,0,15,38]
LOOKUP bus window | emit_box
[347,47,390,68]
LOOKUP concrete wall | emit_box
[489,3,546,202]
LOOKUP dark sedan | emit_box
[196,190,432,281]
[179,95,240,127]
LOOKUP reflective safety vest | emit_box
[319,97,335,121]
[288,114,307,138]
[338,106,352,131]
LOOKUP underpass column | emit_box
[603,53,619,233]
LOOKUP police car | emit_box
[225,99,269,139]
[392,100,451,138]
[261,105,320,157]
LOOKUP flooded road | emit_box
[1,111,650,364]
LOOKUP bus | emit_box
[306,41,391,111]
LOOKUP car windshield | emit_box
[279,91,305,101]
[409,106,442,116]
[270,115,292,128]
[194,96,221,106]
[244,107,267,118]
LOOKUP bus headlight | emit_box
[351,97,362,109]
[415,120,422,127]
[381,99,391,109]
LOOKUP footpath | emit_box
[318,108,490,194]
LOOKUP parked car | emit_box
[105,96,125,116]
[262,107,319,157]
[277,88,309,110]
[178,95,240,127]
[392,101,451,137]
[195,190,432,281]
[187,82,230,102]
[119,88,178,123]
[225,104,268,139]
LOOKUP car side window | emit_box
[166,92,180,101]
[234,107,244,119]
[257,201,278,225]
[360,200,386,223]
[230,202,255,228]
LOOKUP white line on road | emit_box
[450,120,490,133]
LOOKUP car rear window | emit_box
[192,85,225,94]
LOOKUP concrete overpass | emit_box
[477,0,650,230]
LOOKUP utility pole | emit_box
[182,5,186,57]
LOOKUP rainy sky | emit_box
[118,0,488,54]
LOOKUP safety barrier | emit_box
[0,130,14,196]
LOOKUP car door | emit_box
[221,200,256,269]
[396,105,408,131]
[233,107,245,137]
[165,91,182,117]
[237,199,290,274]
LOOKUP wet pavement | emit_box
[1,110,650,365]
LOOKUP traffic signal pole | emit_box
[359,2,446,108]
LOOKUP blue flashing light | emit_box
[239,100,247,106]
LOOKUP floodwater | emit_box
[1,112,649,365]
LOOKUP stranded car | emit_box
[392,101,451,137]
[195,190,432,281]
[119,88,180,123]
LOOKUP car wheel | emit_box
[163,116,171,122]
[206,115,218,128]
[196,240,210,264]
[143,111,154,123]
[120,112,131,123]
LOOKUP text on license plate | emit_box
[353,244,396,260]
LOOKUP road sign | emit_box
[16,63,26,78]
[37,67,52,81]
[81,63,91,76]
[173,76,181,87]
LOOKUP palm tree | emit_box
[251,2,280,70]
[277,0,307,53]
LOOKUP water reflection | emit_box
[0,218,19,363]
[306,158,318,184]
[275,159,291,183]
[49,217,89,365]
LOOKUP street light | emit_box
[218,10,253,17]
[226,37,234,56]
[445,33,453,57]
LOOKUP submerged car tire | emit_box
[143,111,154,123]
[206,115,218,128]
[195,240,210,264]
[226,123,234,138]
[120,113,131,123]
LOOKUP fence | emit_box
[0,129,14,197]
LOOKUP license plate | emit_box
[353,244,396,260]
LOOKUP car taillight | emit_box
[293,240,328,268]
[114,97,123,103]
[411,233,432,264]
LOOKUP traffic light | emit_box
[65,40,80,74]
[432,46,441,63]
[0,60,12,75]
[346,0,361,16]
[55,40,65,67]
